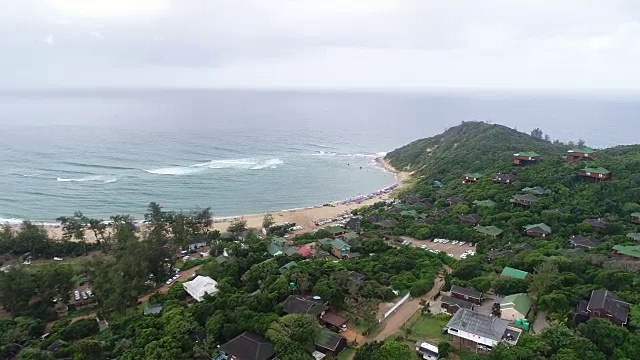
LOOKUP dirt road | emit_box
[372,273,446,342]
[138,265,203,304]
[347,265,452,359]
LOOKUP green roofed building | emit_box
[627,233,640,242]
[611,245,640,260]
[279,261,298,274]
[523,223,552,237]
[323,238,351,259]
[500,293,533,321]
[521,186,545,195]
[271,237,287,246]
[342,231,358,242]
[567,147,597,162]
[267,243,283,256]
[323,225,346,237]
[501,267,529,280]
[513,152,541,166]
[473,199,496,207]
[315,330,347,357]
[282,247,297,256]
[578,167,612,180]
[474,225,503,237]
[462,173,483,183]
[400,210,418,218]
[516,151,540,157]
[569,147,596,153]
[511,194,539,206]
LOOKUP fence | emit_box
[379,292,411,323]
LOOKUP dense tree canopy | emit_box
[3,122,640,360]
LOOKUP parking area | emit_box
[164,268,183,286]
[474,293,502,315]
[428,290,502,316]
[69,284,97,309]
[400,237,476,258]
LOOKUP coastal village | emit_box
[1,125,640,360]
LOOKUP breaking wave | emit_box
[311,151,386,158]
[59,161,134,171]
[142,167,205,176]
[0,217,24,225]
[56,175,118,183]
[143,158,284,175]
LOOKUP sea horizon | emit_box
[1,89,639,223]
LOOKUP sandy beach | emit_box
[39,158,411,242]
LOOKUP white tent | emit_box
[182,275,218,302]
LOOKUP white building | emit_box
[446,308,521,351]
[415,341,438,360]
[182,275,218,302]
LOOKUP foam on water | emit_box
[250,158,284,170]
[0,217,61,226]
[145,158,284,175]
[56,175,118,183]
[0,217,24,225]
[312,151,383,158]
[142,167,205,176]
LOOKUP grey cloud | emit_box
[0,0,639,90]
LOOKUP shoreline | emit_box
[9,157,412,242]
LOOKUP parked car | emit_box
[452,240,458,245]
[53,257,63,261]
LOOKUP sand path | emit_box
[347,265,452,359]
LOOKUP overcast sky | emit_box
[1,0,639,91]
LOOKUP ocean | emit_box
[0,89,639,222]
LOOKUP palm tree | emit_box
[87,218,108,252]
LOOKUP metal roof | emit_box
[446,309,509,342]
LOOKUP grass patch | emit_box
[403,340,423,360]
[353,321,382,339]
[408,314,450,342]
[337,347,354,360]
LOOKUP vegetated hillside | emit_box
[385,121,566,181]
[383,122,640,246]
[372,124,640,360]
[369,140,640,257]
